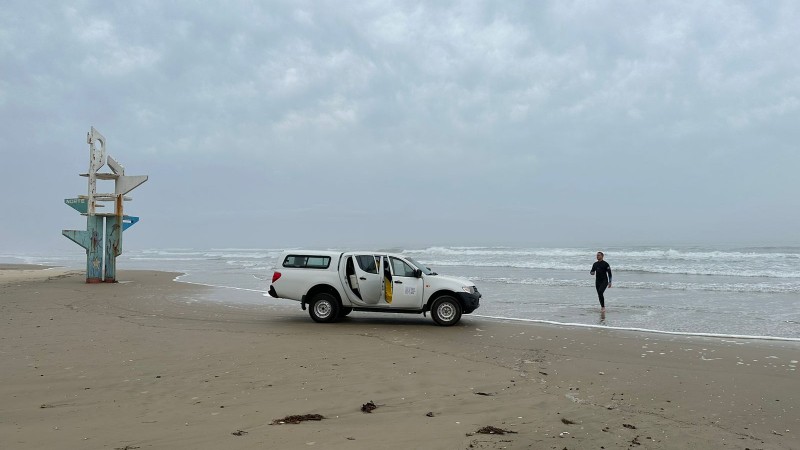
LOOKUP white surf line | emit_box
[171,275,269,295]
[472,314,800,343]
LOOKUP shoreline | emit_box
[6,256,799,340]
[169,273,800,343]
[472,314,800,343]
[2,267,798,449]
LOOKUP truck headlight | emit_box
[461,286,475,294]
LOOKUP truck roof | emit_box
[281,250,410,257]
[281,250,344,257]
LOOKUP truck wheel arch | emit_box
[425,290,461,311]
[304,284,343,308]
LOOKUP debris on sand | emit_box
[623,423,637,429]
[474,392,495,396]
[426,412,435,417]
[475,426,517,435]
[231,430,248,436]
[271,414,325,425]
[361,401,377,413]
[561,418,576,424]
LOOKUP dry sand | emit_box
[1,265,798,449]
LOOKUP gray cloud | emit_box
[1,0,798,251]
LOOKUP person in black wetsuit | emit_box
[590,251,612,311]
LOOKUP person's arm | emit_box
[607,265,612,287]
[590,262,596,275]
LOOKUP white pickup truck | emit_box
[268,251,481,326]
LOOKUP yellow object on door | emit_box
[384,276,393,303]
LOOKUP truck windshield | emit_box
[406,258,435,275]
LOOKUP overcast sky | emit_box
[2,1,799,253]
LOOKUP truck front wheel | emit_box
[309,292,340,323]
[431,296,462,326]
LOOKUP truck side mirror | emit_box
[414,269,422,278]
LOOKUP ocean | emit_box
[4,245,799,341]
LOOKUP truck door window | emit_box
[355,255,378,274]
[390,257,416,277]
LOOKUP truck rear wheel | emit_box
[431,295,462,326]
[309,292,340,323]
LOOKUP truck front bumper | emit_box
[457,291,481,314]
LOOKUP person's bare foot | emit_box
[601,307,606,312]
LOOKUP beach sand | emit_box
[1,266,797,449]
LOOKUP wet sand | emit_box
[1,265,797,449]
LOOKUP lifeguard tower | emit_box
[62,127,148,282]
